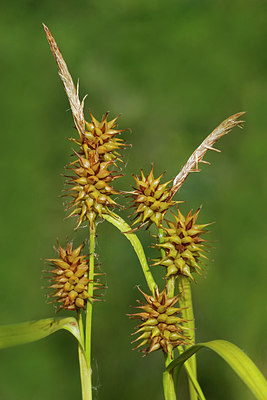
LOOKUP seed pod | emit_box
[71,112,128,164]
[128,287,189,357]
[153,207,210,280]
[128,166,177,229]
[46,241,96,311]
[66,152,123,228]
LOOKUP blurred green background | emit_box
[0,0,266,399]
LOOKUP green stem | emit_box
[77,311,92,400]
[102,213,158,295]
[159,226,177,397]
[85,223,96,396]
[158,227,175,297]
[163,353,177,400]
[158,227,166,258]
[177,277,197,400]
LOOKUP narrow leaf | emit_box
[0,317,83,350]
[166,340,267,400]
[183,363,206,400]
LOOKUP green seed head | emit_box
[129,166,177,229]
[128,287,189,357]
[154,207,209,280]
[46,241,91,311]
[66,152,122,228]
[72,112,127,164]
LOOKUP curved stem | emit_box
[77,311,92,400]
[177,277,197,400]
[102,213,158,295]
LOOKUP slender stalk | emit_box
[158,227,175,298]
[85,223,96,395]
[163,353,177,400]
[177,277,197,400]
[77,311,92,400]
[159,227,177,398]
[158,227,166,258]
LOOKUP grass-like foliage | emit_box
[0,24,266,400]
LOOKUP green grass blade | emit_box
[166,340,267,400]
[0,317,83,349]
[103,213,158,295]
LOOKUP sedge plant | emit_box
[0,24,266,400]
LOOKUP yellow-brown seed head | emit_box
[66,152,122,228]
[129,166,176,229]
[72,112,127,163]
[154,208,209,280]
[46,241,90,311]
[128,287,189,357]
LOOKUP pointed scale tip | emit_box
[42,23,51,38]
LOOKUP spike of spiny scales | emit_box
[153,207,210,280]
[129,166,177,229]
[66,153,122,228]
[74,112,127,163]
[128,287,190,357]
[45,241,102,311]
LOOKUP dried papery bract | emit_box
[171,112,245,195]
[43,24,128,164]
[43,23,86,137]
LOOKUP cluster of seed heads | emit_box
[128,287,189,357]
[43,25,243,361]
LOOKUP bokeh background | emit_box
[0,1,266,399]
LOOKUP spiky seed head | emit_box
[129,166,177,229]
[71,112,127,164]
[154,207,209,280]
[46,241,92,311]
[66,152,122,228]
[128,287,189,357]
